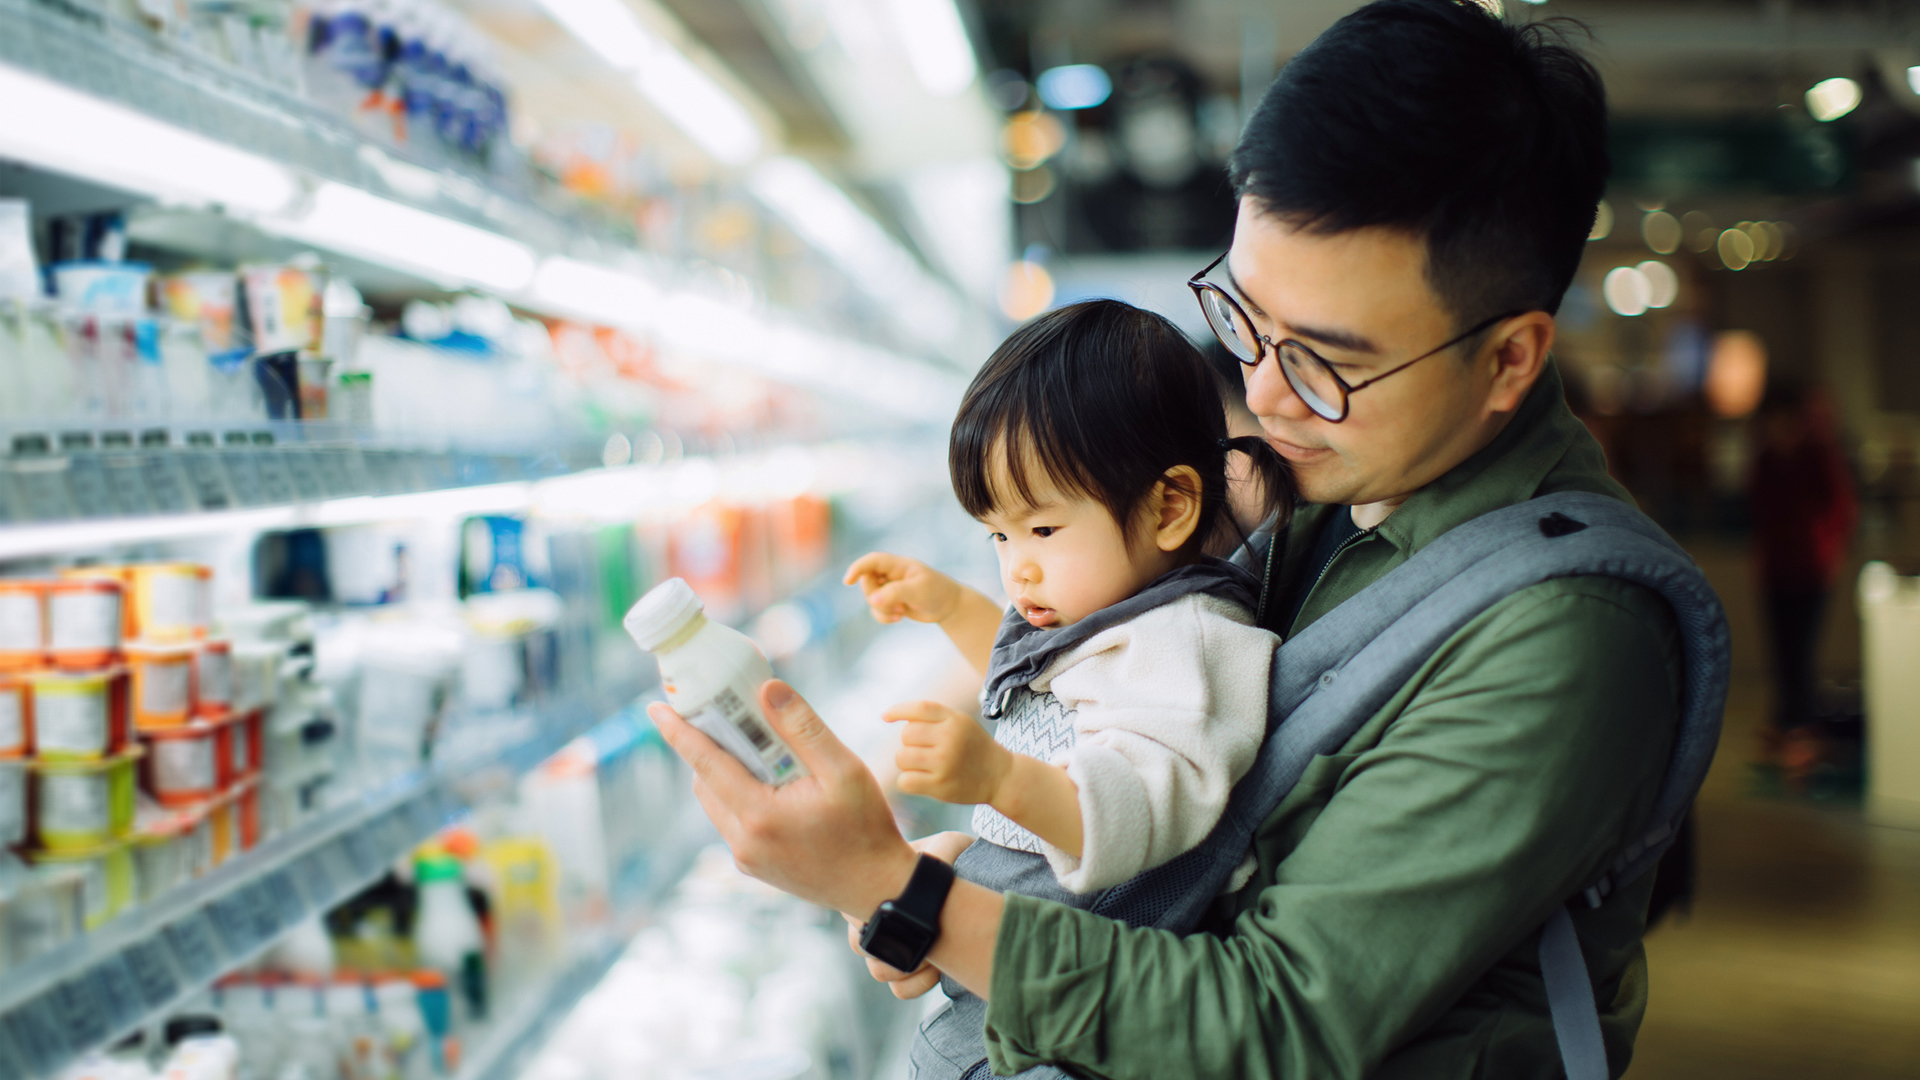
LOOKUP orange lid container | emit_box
[0,581,46,671]
[0,674,31,757]
[142,719,232,805]
[127,564,205,643]
[45,579,122,671]
[125,641,195,729]
[192,638,233,720]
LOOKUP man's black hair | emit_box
[951,300,1291,557]
[1230,0,1608,325]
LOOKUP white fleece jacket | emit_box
[971,592,1276,894]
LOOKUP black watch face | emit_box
[866,926,925,973]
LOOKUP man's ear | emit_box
[1482,311,1555,415]
[1153,465,1205,553]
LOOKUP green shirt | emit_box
[983,363,1681,1079]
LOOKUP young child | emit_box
[845,299,1290,894]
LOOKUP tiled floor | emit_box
[1627,545,1920,1078]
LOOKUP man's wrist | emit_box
[847,842,922,921]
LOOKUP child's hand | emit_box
[885,701,1011,806]
[844,553,964,625]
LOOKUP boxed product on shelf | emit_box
[29,747,141,851]
[22,839,136,931]
[27,667,131,759]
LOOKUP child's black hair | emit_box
[950,299,1291,557]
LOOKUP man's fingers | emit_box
[648,702,763,800]
[758,680,861,779]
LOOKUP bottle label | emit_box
[687,684,805,786]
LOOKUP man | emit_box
[651,1,1683,1076]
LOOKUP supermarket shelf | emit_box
[0,441,583,559]
[454,804,716,1080]
[0,679,647,1080]
[0,0,590,252]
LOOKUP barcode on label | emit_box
[713,686,775,751]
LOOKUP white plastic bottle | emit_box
[624,578,805,787]
[413,854,487,1027]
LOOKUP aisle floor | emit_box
[1627,545,1920,1078]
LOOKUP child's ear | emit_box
[1154,466,1204,553]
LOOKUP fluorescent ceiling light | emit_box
[531,0,762,164]
[533,256,664,326]
[0,63,297,213]
[1908,65,1920,95]
[1805,77,1861,122]
[1037,65,1112,110]
[264,182,536,292]
[886,0,978,98]
[748,156,960,338]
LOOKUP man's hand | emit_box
[887,701,1012,806]
[844,552,964,625]
[647,681,919,919]
[840,830,975,1000]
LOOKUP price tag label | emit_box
[49,974,109,1053]
[64,453,113,518]
[183,453,233,511]
[1,997,68,1075]
[283,449,326,502]
[223,449,266,506]
[405,791,446,837]
[0,1021,28,1080]
[316,839,363,894]
[341,823,386,878]
[290,851,338,908]
[9,459,76,521]
[263,869,307,924]
[103,455,153,516]
[83,956,145,1035]
[252,450,295,505]
[143,453,193,514]
[121,936,183,1009]
[162,912,225,983]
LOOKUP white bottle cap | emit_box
[624,578,704,651]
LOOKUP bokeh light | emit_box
[1637,260,1679,308]
[1604,265,1652,316]
[1642,210,1682,254]
[1805,77,1862,122]
[1000,111,1066,170]
[1011,165,1057,204]
[999,259,1054,321]
[1718,227,1755,270]
[1706,330,1768,417]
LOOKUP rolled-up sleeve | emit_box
[984,580,1679,1079]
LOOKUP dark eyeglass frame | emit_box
[1187,251,1527,423]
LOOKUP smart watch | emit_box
[859,854,956,973]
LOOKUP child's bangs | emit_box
[950,392,1102,520]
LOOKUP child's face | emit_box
[979,471,1170,630]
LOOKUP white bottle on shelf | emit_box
[624,578,806,787]
[413,854,487,1027]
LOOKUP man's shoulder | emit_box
[1431,574,1683,689]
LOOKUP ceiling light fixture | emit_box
[532,256,664,326]
[0,64,297,213]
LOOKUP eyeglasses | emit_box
[1188,251,1526,423]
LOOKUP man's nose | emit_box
[1243,354,1317,423]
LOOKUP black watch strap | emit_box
[859,854,955,972]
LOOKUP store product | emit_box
[127,641,196,728]
[0,757,26,846]
[29,668,130,759]
[32,748,140,850]
[413,853,487,1025]
[0,855,83,967]
[230,709,262,778]
[52,262,152,316]
[128,563,206,642]
[194,638,234,719]
[159,1016,240,1080]
[228,641,285,714]
[624,577,804,786]
[144,720,230,805]
[0,580,44,669]
[133,805,202,903]
[26,840,137,930]
[0,673,30,756]
[46,577,124,669]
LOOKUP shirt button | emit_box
[1319,670,1338,688]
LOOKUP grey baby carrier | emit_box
[912,491,1731,1080]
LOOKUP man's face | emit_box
[1226,198,1510,509]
